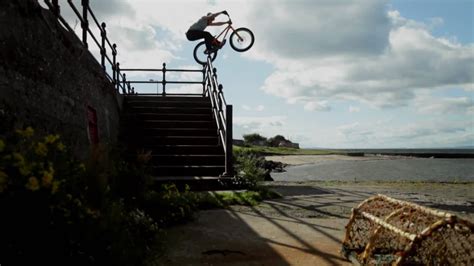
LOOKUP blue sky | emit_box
[54,0,473,148]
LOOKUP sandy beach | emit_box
[265,154,414,166]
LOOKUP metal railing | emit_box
[204,57,233,176]
[119,64,205,96]
[44,0,126,93]
[42,0,233,176]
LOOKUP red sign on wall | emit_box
[87,106,99,144]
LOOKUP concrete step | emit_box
[125,96,210,103]
[141,120,216,129]
[135,136,218,146]
[152,165,225,176]
[150,154,225,165]
[140,128,217,137]
[151,176,236,191]
[126,100,211,108]
[122,113,213,121]
[125,144,224,155]
[127,106,212,115]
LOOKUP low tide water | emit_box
[271,157,474,182]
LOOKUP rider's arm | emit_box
[207,10,230,26]
[208,21,230,26]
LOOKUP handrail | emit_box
[205,57,233,176]
[119,64,205,95]
[42,0,233,176]
[45,0,128,93]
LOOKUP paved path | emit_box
[155,181,473,265]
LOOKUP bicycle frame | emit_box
[214,22,243,42]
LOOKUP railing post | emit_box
[218,84,223,111]
[224,104,233,176]
[100,22,107,71]
[81,0,89,48]
[112,44,117,91]
[122,73,127,94]
[127,82,131,94]
[116,62,121,93]
[213,67,218,84]
[162,62,167,96]
[52,0,60,17]
[202,65,206,96]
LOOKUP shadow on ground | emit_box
[155,185,360,265]
[154,182,473,265]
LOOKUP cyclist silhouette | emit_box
[186,11,230,54]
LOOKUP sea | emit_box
[270,149,474,183]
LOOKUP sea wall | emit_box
[0,0,122,159]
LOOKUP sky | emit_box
[49,0,473,148]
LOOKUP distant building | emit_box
[278,140,300,149]
[233,139,245,146]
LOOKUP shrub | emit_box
[243,133,267,146]
[143,184,199,227]
[0,127,159,265]
[232,149,267,189]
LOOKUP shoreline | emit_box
[265,154,416,167]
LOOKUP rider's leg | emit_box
[187,30,212,50]
[202,31,215,51]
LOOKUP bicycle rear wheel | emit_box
[230,28,254,52]
[193,41,218,65]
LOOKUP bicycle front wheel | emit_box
[230,28,254,52]
[193,41,218,65]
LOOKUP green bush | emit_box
[143,184,199,227]
[243,133,267,145]
[0,127,159,266]
[232,149,267,189]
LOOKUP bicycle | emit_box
[193,13,255,65]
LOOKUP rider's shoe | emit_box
[219,39,226,48]
[204,47,218,54]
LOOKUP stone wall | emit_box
[0,0,122,159]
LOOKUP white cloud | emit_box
[335,119,472,148]
[234,116,286,139]
[415,94,473,115]
[349,106,361,113]
[241,105,265,112]
[304,101,331,111]
[247,1,474,111]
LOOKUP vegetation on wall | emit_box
[0,126,280,265]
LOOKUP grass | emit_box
[234,145,338,155]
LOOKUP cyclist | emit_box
[186,11,230,54]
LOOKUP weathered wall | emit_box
[0,0,122,159]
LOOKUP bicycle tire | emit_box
[193,41,218,65]
[230,28,254,52]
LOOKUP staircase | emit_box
[121,95,229,189]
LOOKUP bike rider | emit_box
[186,11,230,54]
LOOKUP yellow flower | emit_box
[25,177,40,191]
[44,134,60,144]
[35,142,48,156]
[12,152,30,176]
[57,142,65,152]
[16,127,34,138]
[0,139,5,152]
[42,171,54,187]
[41,164,54,187]
[79,163,86,172]
[51,180,61,194]
[0,171,8,192]
[19,165,31,176]
[13,152,24,163]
